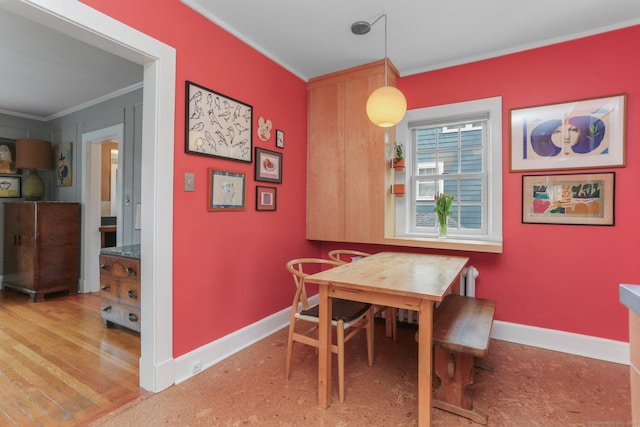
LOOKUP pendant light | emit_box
[352,14,407,128]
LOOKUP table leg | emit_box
[318,286,331,408]
[418,299,433,427]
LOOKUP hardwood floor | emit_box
[0,288,141,426]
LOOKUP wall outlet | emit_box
[192,360,202,374]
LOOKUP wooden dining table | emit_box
[305,251,469,427]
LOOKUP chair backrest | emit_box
[327,249,372,264]
[286,258,341,311]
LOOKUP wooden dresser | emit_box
[620,284,640,423]
[630,309,639,423]
[99,245,140,332]
[2,201,80,301]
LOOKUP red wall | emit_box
[80,0,318,356]
[83,0,639,353]
[329,25,640,342]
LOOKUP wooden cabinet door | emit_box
[3,203,35,288]
[3,203,20,283]
[36,203,80,289]
[343,74,386,243]
[307,82,345,241]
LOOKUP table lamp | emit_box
[15,138,53,201]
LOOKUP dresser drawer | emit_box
[99,255,140,280]
[101,300,141,333]
[99,277,119,299]
[118,279,140,306]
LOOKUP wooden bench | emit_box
[432,294,496,425]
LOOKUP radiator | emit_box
[389,265,479,325]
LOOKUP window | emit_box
[394,97,502,244]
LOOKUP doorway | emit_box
[5,0,177,392]
[81,125,124,294]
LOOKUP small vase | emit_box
[437,215,448,238]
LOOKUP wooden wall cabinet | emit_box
[99,252,140,332]
[307,60,397,243]
[2,201,80,301]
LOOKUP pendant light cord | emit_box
[383,14,388,86]
[367,14,388,86]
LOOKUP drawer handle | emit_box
[102,305,112,312]
[128,313,139,322]
[126,267,137,277]
[101,284,111,291]
[127,290,138,300]
[100,263,111,270]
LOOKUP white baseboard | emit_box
[173,305,291,384]
[173,301,630,385]
[491,320,630,365]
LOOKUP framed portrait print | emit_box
[510,94,626,171]
[0,176,21,198]
[254,147,282,183]
[275,129,284,149]
[256,186,277,211]
[208,168,246,211]
[185,81,253,163]
[522,172,614,225]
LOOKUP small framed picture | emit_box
[54,142,73,187]
[510,94,626,172]
[256,186,277,211]
[208,168,246,211]
[185,81,253,163]
[522,172,614,225]
[255,147,282,183]
[276,129,284,149]
[0,139,19,174]
[0,175,21,198]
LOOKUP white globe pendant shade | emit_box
[366,85,407,127]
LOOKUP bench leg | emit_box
[432,346,488,425]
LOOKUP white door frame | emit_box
[80,124,124,294]
[3,0,177,392]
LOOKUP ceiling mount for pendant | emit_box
[351,13,407,128]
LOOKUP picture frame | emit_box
[510,94,626,172]
[275,129,284,149]
[54,142,72,187]
[0,138,19,174]
[0,175,21,198]
[254,147,282,183]
[185,81,253,163]
[522,172,614,225]
[256,186,277,211]
[208,168,246,211]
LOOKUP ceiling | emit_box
[0,8,143,121]
[3,1,640,120]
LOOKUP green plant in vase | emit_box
[434,193,454,238]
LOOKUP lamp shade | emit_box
[366,85,407,128]
[15,138,53,170]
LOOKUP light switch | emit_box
[184,172,195,192]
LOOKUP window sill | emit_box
[381,235,503,253]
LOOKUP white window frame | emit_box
[394,96,502,244]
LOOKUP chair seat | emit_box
[298,299,372,323]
